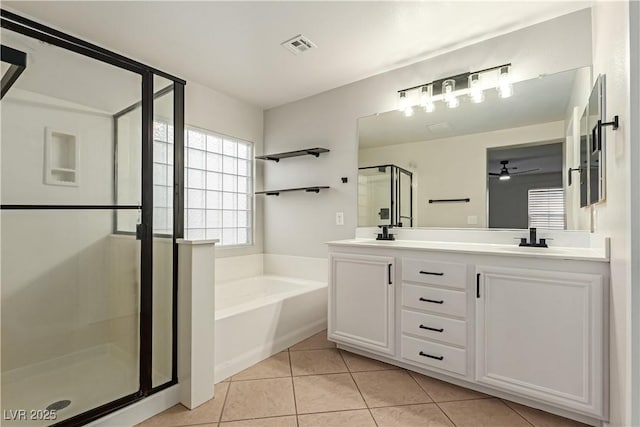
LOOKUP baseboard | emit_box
[86,385,180,427]
[214,318,326,382]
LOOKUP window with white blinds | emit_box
[527,188,565,230]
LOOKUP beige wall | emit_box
[359,121,565,228]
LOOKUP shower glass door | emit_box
[357,166,392,227]
[0,11,183,425]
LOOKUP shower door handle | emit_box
[136,223,147,241]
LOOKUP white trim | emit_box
[85,385,180,427]
[629,0,640,424]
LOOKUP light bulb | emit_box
[424,101,435,113]
[497,65,513,98]
[404,106,414,117]
[420,85,430,106]
[443,79,459,109]
[398,91,408,111]
[420,85,435,113]
[469,73,484,103]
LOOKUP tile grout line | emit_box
[406,369,459,427]
[500,399,536,427]
[337,349,379,427]
[216,379,232,425]
[229,366,402,382]
[288,349,301,427]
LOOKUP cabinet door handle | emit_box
[419,351,444,360]
[476,273,481,298]
[388,264,393,285]
[419,324,444,333]
[419,270,444,276]
[419,297,444,304]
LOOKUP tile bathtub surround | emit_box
[139,330,589,427]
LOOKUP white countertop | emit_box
[327,238,609,262]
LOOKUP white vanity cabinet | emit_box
[475,265,605,417]
[327,240,609,424]
[328,253,395,355]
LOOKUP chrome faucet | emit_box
[518,227,548,248]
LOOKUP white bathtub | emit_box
[214,275,327,382]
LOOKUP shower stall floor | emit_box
[2,344,139,427]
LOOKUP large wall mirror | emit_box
[358,66,595,230]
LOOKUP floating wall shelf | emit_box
[256,186,330,196]
[256,147,329,162]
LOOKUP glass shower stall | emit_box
[1,10,185,426]
[358,164,413,227]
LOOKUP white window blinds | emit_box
[527,188,565,230]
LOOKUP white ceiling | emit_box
[4,1,590,109]
[358,67,582,148]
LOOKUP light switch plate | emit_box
[336,212,344,225]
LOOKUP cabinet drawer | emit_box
[402,284,467,317]
[401,310,466,347]
[402,335,467,375]
[402,258,467,289]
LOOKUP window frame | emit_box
[183,124,255,247]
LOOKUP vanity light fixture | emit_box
[395,63,512,115]
[497,65,513,98]
[469,73,484,103]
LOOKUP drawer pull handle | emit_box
[419,271,444,276]
[419,324,444,333]
[419,297,444,304]
[419,351,444,361]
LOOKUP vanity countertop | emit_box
[327,238,609,262]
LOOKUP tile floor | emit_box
[139,331,589,427]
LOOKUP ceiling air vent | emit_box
[281,34,316,55]
[427,122,451,133]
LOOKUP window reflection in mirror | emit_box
[487,143,564,229]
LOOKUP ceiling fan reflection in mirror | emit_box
[489,160,540,181]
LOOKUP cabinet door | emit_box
[329,253,395,355]
[475,265,604,417]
